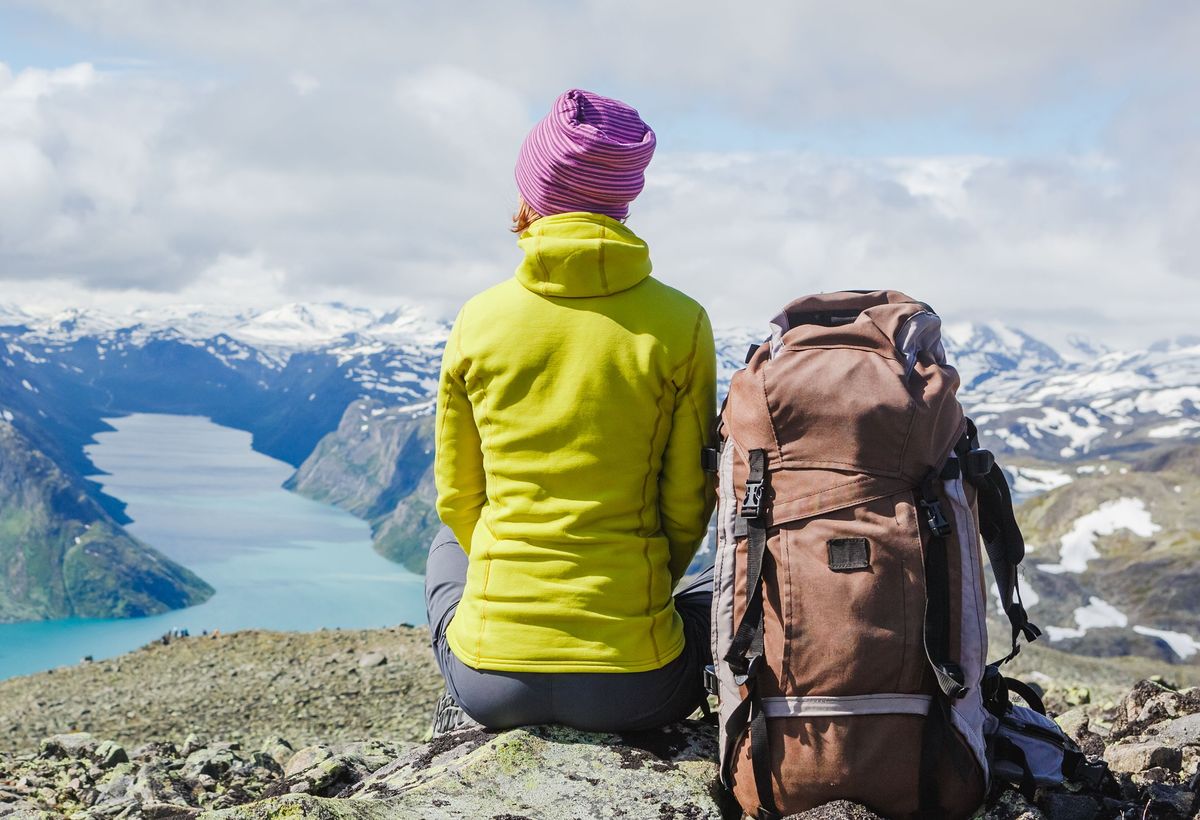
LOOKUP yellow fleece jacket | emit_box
[434,212,716,673]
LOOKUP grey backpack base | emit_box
[982,666,1117,801]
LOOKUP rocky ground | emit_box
[0,626,443,756]
[2,627,1198,819]
[2,678,1199,819]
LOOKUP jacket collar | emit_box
[515,212,652,298]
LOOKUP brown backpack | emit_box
[706,290,1040,819]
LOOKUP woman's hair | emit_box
[511,198,542,234]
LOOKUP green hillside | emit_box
[0,422,214,622]
[285,401,439,573]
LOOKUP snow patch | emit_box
[1007,467,1073,495]
[1045,597,1128,642]
[1134,387,1200,416]
[1037,497,1160,574]
[1045,626,1086,641]
[1015,407,1106,456]
[994,429,1031,451]
[1074,597,1128,630]
[1133,626,1200,660]
[1147,420,1200,439]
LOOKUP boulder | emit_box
[1145,712,1200,748]
[38,732,99,760]
[1104,741,1182,773]
[0,799,62,820]
[258,736,295,770]
[1142,783,1197,817]
[358,651,388,668]
[211,722,727,820]
[271,739,410,798]
[94,740,129,769]
[182,743,243,779]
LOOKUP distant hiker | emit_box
[426,89,717,733]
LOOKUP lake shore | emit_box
[0,413,426,680]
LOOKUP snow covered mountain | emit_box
[4,301,1198,466]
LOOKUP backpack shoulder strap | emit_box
[957,418,1041,664]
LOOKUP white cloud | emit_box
[638,151,1200,344]
[22,1,1200,125]
[1,2,1198,344]
[289,71,319,96]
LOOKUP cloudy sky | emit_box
[1,1,1197,346]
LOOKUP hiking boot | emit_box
[430,689,481,738]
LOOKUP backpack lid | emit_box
[723,289,965,523]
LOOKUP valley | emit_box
[1,303,1196,674]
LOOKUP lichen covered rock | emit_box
[212,722,727,820]
[4,679,1200,820]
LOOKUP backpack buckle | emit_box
[919,496,952,538]
[703,664,719,696]
[700,447,719,472]
[740,481,764,519]
[964,448,995,478]
[732,654,762,687]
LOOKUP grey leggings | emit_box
[424,525,714,732]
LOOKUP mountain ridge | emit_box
[1,302,1196,650]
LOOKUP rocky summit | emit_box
[2,630,1200,819]
[0,627,444,756]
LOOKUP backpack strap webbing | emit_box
[719,449,780,820]
[992,736,1039,801]
[916,470,970,817]
[955,419,1042,664]
[918,691,958,818]
[917,472,968,700]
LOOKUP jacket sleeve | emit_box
[659,308,718,584]
[434,307,487,555]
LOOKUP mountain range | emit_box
[1,302,1196,664]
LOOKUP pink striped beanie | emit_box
[514,89,656,222]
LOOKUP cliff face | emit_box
[285,400,439,573]
[0,422,213,623]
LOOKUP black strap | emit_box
[956,420,1041,664]
[982,664,1046,719]
[725,450,769,678]
[918,474,967,700]
[718,449,779,820]
[916,467,973,818]
[918,688,978,817]
[748,697,779,820]
[1003,677,1046,715]
[917,693,946,815]
[995,736,1038,801]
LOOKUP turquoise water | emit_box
[0,413,427,680]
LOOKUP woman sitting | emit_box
[425,88,717,732]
